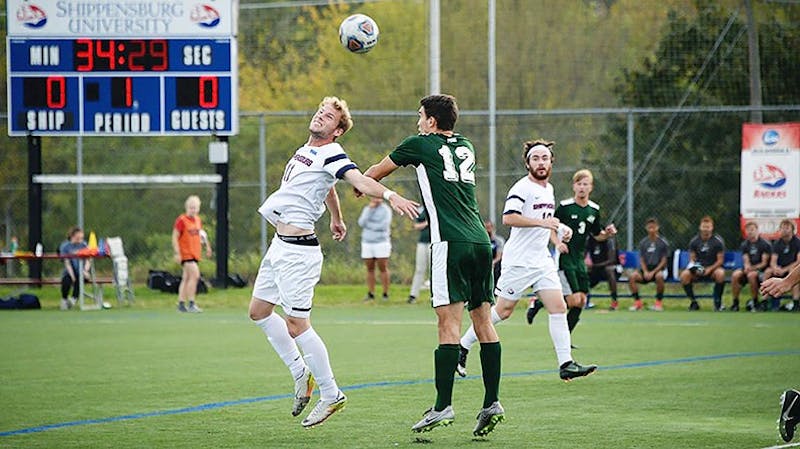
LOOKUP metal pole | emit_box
[259,115,267,254]
[429,0,440,94]
[77,135,84,229]
[744,0,763,123]
[626,112,634,251]
[215,136,229,288]
[488,0,497,224]
[27,135,43,280]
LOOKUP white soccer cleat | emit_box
[292,368,316,417]
[301,391,347,428]
[411,406,455,433]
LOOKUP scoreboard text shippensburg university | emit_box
[7,0,239,136]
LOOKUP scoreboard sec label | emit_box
[6,0,238,136]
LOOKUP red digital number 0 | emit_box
[198,76,218,108]
[46,76,66,108]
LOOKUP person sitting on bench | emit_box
[680,215,725,311]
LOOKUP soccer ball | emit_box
[339,14,379,54]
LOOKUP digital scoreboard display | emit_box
[6,0,238,136]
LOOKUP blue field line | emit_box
[2,349,798,437]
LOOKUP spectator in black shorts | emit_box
[763,219,800,311]
[729,221,771,311]
[586,234,620,310]
[629,217,670,311]
[680,215,726,311]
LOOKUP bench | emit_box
[590,249,744,300]
[0,277,115,286]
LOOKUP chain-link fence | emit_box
[2,0,799,284]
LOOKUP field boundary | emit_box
[2,349,798,438]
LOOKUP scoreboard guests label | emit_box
[7,0,238,136]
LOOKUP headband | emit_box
[526,144,551,160]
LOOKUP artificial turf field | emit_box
[0,285,798,448]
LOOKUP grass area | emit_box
[0,285,798,448]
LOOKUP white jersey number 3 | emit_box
[438,145,475,185]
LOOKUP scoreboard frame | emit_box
[6,0,238,136]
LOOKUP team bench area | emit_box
[590,249,744,300]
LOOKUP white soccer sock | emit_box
[460,306,504,350]
[295,327,339,400]
[549,312,572,367]
[253,314,305,380]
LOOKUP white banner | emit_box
[740,123,800,218]
[7,0,237,37]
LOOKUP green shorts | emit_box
[559,267,590,295]
[430,241,494,311]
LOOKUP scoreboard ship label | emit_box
[8,38,238,136]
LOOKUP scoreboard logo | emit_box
[16,2,47,29]
[190,4,221,28]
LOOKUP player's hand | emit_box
[605,223,618,235]
[330,220,347,241]
[760,277,787,297]
[388,194,419,219]
[541,217,560,231]
[174,254,181,264]
[556,242,569,254]
[558,223,573,242]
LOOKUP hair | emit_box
[744,221,758,230]
[700,215,714,225]
[645,217,659,226]
[67,226,82,239]
[572,169,593,184]
[320,96,353,135]
[522,139,555,165]
[185,195,201,209]
[780,218,796,232]
[420,94,458,131]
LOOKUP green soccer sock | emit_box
[567,307,582,332]
[479,342,501,408]
[434,344,459,411]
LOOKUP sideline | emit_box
[2,349,798,437]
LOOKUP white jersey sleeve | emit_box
[501,177,557,268]
[258,142,358,230]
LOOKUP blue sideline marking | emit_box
[2,349,798,437]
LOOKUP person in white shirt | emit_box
[248,96,418,428]
[456,140,597,382]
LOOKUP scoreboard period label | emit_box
[7,0,238,136]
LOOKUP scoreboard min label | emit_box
[7,0,238,136]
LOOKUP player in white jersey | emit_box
[456,140,597,382]
[248,97,418,428]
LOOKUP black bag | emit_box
[147,270,169,290]
[19,293,41,309]
[228,273,248,288]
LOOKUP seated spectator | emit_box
[680,215,726,311]
[59,226,91,310]
[628,217,670,311]
[729,221,771,311]
[586,234,620,310]
[763,219,800,311]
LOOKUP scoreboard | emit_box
[6,0,238,136]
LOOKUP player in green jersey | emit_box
[361,94,504,437]
[527,169,616,335]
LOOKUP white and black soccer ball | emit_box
[339,14,379,54]
[688,262,705,276]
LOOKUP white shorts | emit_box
[251,236,323,319]
[558,270,573,296]
[361,241,391,259]
[494,264,562,301]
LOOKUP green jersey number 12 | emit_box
[438,145,475,185]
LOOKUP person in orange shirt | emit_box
[172,195,212,313]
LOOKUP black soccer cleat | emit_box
[780,389,800,442]
[455,345,468,378]
[526,299,543,325]
[559,361,597,382]
[688,301,700,311]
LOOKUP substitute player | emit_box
[248,96,418,428]
[456,140,597,382]
[527,169,616,335]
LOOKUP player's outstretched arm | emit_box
[761,264,800,297]
[343,169,419,219]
